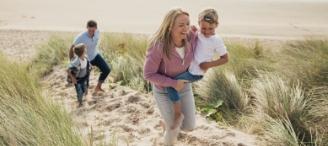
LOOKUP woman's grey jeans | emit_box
[152,83,196,144]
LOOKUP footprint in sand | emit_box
[238,143,247,146]
[139,101,151,108]
[87,104,97,110]
[210,132,236,140]
[146,107,154,114]
[126,95,140,103]
[87,100,97,106]
[116,89,126,96]
[118,124,134,132]
[179,134,201,144]
[138,127,150,135]
[102,119,111,126]
[127,113,140,124]
[103,101,121,112]
[124,104,139,114]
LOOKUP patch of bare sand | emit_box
[0,30,77,62]
[42,65,258,146]
[0,30,51,61]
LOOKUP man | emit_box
[69,20,111,94]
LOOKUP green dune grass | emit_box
[29,33,328,146]
[0,54,83,146]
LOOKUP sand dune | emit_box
[1,30,258,145]
[0,0,326,142]
[42,65,257,146]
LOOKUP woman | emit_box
[143,8,197,145]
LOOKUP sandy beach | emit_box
[0,0,327,145]
[1,0,328,39]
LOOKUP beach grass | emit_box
[195,39,328,145]
[0,54,83,146]
[30,36,72,77]
[100,33,150,91]
[28,33,328,146]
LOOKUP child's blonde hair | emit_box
[74,43,86,57]
[198,8,219,25]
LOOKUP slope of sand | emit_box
[1,0,328,39]
[42,65,257,146]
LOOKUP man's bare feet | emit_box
[94,87,104,92]
[93,82,105,95]
[93,87,105,95]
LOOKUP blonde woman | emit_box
[143,8,197,145]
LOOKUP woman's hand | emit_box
[199,62,212,72]
[174,80,188,91]
[191,25,197,32]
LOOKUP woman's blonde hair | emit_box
[149,8,189,58]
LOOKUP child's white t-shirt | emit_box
[69,56,88,78]
[189,32,227,75]
[79,58,87,69]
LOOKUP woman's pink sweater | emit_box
[143,33,197,89]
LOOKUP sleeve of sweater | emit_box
[143,43,178,88]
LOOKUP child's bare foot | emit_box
[77,101,83,108]
[171,113,184,130]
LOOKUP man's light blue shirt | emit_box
[73,30,100,61]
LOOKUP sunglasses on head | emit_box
[203,15,215,24]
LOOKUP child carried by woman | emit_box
[167,8,229,130]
